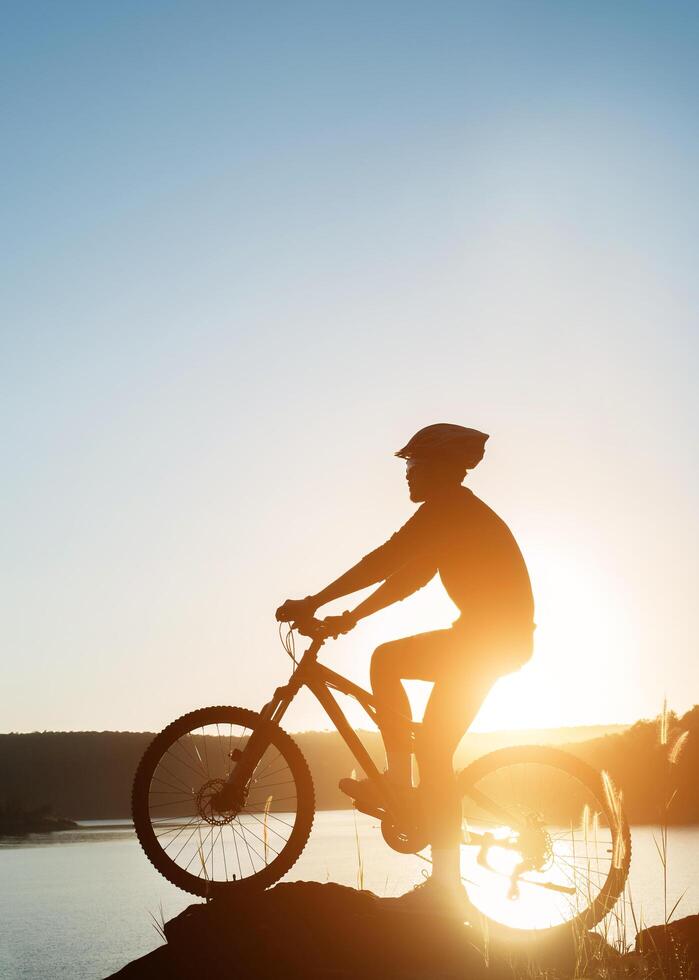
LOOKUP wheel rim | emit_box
[459,758,627,932]
[141,718,303,887]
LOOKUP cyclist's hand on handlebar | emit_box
[275,595,318,623]
[293,616,324,638]
[289,612,356,640]
[321,611,357,639]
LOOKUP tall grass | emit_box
[654,699,689,927]
[263,795,273,864]
[573,701,692,980]
[350,771,365,890]
[148,901,167,943]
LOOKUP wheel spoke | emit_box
[172,821,206,864]
[234,819,265,868]
[235,817,282,857]
[169,740,208,781]
[248,778,295,792]
[242,809,291,843]
[156,815,200,843]
[253,749,283,781]
[152,766,193,795]
[245,795,297,807]
[252,810,295,831]
[230,820,242,880]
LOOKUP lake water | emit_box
[1,814,698,980]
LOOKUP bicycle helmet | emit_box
[395,423,489,468]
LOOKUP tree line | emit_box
[0,708,695,823]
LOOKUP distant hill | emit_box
[565,706,699,825]
[0,710,696,823]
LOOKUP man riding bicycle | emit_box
[276,423,535,908]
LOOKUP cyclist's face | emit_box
[405,459,443,503]
[406,459,426,500]
[406,458,461,501]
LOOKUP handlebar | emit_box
[290,616,330,639]
[283,615,354,641]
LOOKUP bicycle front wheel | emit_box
[132,706,315,898]
[458,746,631,935]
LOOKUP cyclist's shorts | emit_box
[399,623,532,682]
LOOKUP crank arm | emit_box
[537,880,576,895]
[353,801,386,820]
[471,854,577,897]
[466,830,520,851]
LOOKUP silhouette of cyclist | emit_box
[276,423,534,908]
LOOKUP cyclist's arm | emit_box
[310,513,423,608]
[346,557,438,624]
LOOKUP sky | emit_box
[2,1,698,736]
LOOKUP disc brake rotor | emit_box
[196,778,237,825]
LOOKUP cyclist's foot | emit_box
[394,873,475,921]
[338,774,414,814]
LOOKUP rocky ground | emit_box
[107,881,699,980]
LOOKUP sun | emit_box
[473,545,638,732]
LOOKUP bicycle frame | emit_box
[225,633,412,812]
[209,632,580,898]
[226,631,529,838]
[276,636,396,778]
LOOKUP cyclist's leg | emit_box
[370,640,415,785]
[370,629,459,786]
[340,631,454,806]
[416,655,501,887]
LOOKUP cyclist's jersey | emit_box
[357,486,535,663]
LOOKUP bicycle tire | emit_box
[132,705,315,898]
[457,745,631,936]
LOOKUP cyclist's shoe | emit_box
[393,873,475,921]
[338,774,415,816]
[338,775,384,813]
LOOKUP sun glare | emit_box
[332,549,639,744]
[460,822,601,931]
[332,544,637,737]
[474,548,637,732]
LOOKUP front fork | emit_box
[213,680,298,812]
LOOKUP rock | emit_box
[106,881,493,979]
[104,948,171,978]
[107,880,647,980]
[635,914,699,978]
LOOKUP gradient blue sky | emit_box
[3,1,698,734]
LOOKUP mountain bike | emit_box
[132,619,631,935]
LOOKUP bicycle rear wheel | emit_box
[457,746,631,935]
[132,706,314,897]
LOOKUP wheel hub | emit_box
[196,778,238,825]
[518,815,553,871]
